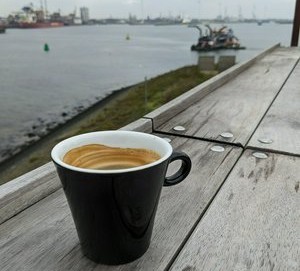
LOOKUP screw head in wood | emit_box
[173,126,186,132]
[220,132,234,139]
[252,152,268,159]
[162,138,172,143]
[210,146,225,152]
[258,138,273,144]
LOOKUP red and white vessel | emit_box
[9,5,64,29]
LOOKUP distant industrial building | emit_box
[80,7,89,24]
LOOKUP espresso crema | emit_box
[63,144,161,170]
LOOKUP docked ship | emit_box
[0,19,6,33]
[0,24,5,33]
[7,5,64,29]
[18,21,64,28]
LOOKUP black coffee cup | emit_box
[51,131,191,265]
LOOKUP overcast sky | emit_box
[0,0,296,19]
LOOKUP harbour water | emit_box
[0,23,293,162]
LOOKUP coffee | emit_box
[63,144,161,170]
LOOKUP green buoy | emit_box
[44,43,50,52]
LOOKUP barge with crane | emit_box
[191,25,246,51]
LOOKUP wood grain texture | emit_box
[156,47,300,146]
[146,44,280,129]
[171,150,300,271]
[0,189,77,271]
[248,60,300,156]
[0,137,242,271]
[0,162,60,225]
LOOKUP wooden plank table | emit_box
[1,46,300,271]
[0,136,242,271]
[152,48,300,146]
[248,60,300,156]
[170,150,300,271]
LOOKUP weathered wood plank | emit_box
[0,162,60,225]
[146,44,280,129]
[171,150,300,271]
[248,60,300,156]
[0,189,78,271]
[0,136,242,271]
[0,118,152,225]
[155,47,300,146]
[120,117,152,133]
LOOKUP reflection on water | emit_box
[0,23,292,161]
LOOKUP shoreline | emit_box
[0,65,215,185]
[0,84,136,165]
[0,84,135,173]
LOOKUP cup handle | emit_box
[164,151,192,187]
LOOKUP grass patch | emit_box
[73,65,213,134]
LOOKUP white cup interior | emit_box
[51,130,173,174]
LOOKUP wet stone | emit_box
[26,133,36,138]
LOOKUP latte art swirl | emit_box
[63,144,161,170]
